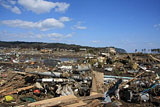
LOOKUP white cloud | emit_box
[48,33,72,39]
[0,17,71,31]
[66,33,72,38]
[0,31,73,41]
[154,24,160,30]
[47,32,73,41]
[59,17,71,22]
[48,33,63,38]
[0,3,11,9]
[1,20,35,28]
[35,34,44,39]
[92,40,100,43]
[0,30,35,39]
[76,26,87,30]
[39,18,64,31]
[54,2,70,13]
[0,0,69,14]
[8,0,16,5]
[0,1,21,14]
[18,0,70,14]
[51,38,59,41]
[72,21,87,30]
[11,6,21,14]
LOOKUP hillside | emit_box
[0,41,126,53]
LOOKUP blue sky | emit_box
[0,0,160,52]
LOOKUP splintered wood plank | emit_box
[27,95,78,107]
[91,71,104,93]
[3,86,34,95]
[87,99,101,107]
[80,92,103,101]
[66,101,87,107]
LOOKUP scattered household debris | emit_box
[0,51,160,106]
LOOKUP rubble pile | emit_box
[0,52,160,106]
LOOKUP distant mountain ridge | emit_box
[0,41,126,53]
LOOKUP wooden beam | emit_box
[27,95,78,107]
[119,72,144,88]
[3,86,34,95]
[87,99,101,107]
[80,92,104,101]
[149,55,160,62]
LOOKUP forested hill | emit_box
[0,41,126,53]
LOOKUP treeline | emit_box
[135,48,160,53]
[151,49,160,53]
[0,41,88,50]
[0,41,126,53]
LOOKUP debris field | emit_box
[0,52,160,107]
